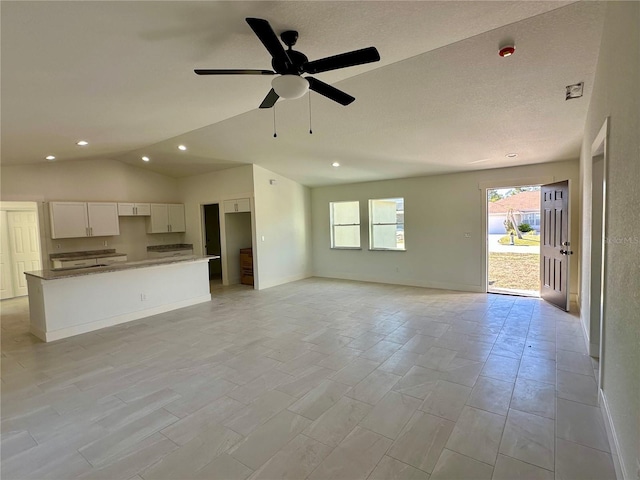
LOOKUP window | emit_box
[330,201,360,248]
[369,198,405,250]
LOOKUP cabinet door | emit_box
[118,203,135,216]
[54,258,97,269]
[148,204,169,233]
[87,203,120,236]
[134,203,151,216]
[236,198,251,213]
[50,202,89,239]
[100,255,128,265]
[168,204,185,232]
[223,200,238,213]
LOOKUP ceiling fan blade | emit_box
[304,47,380,74]
[194,69,275,75]
[306,77,355,106]
[259,88,280,109]
[246,18,291,67]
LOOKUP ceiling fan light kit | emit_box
[271,75,309,99]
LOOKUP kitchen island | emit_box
[25,255,218,342]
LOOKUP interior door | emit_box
[7,210,42,297]
[0,212,15,299]
[540,180,572,310]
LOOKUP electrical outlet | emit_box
[56,244,61,249]
[103,240,108,246]
[140,293,147,302]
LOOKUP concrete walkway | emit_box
[488,234,540,253]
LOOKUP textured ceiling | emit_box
[1,1,604,186]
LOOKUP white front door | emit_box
[7,210,42,297]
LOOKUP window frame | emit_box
[329,200,362,250]
[368,197,406,251]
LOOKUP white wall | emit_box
[579,2,639,478]
[0,159,183,262]
[252,165,312,290]
[178,165,254,286]
[311,160,579,294]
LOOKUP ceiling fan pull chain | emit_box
[308,92,313,134]
[273,104,277,138]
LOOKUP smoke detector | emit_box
[499,45,515,57]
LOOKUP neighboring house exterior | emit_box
[488,190,541,234]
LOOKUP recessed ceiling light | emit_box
[332,162,340,167]
[506,153,518,158]
[178,145,187,151]
[76,140,89,146]
[142,156,150,162]
[45,155,56,161]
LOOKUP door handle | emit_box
[560,249,573,255]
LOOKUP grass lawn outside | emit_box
[498,232,541,246]
[489,252,540,293]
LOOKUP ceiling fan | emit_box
[195,18,380,109]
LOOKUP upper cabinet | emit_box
[224,198,251,214]
[50,202,120,239]
[118,203,151,216]
[147,204,185,233]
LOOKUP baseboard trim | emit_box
[31,294,212,342]
[599,389,626,480]
[314,273,484,293]
[579,310,594,356]
[257,273,312,290]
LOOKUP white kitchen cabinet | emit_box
[100,255,128,265]
[223,198,251,213]
[51,254,127,270]
[87,203,120,237]
[53,258,97,269]
[147,204,185,233]
[50,202,120,239]
[168,204,185,232]
[118,203,151,216]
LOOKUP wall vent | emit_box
[566,82,584,100]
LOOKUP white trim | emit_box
[477,176,555,190]
[0,201,39,211]
[257,273,312,290]
[599,389,626,480]
[30,294,211,342]
[315,273,484,293]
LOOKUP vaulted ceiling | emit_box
[1,1,604,186]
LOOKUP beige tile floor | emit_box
[1,278,616,480]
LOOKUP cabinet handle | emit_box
[134,206,137,215]
[90,227,93,236]
[86,227,89,236]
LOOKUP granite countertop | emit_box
[50,249,127,260]
[26,255,220,280]
[147,244,193,252]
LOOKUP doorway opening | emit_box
[203,204,223,291]
[487,185,541,297]
[0,201,43,300]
